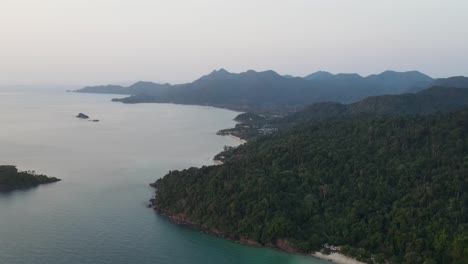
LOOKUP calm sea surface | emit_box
[0,87,328,264]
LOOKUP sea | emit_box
[0,86,328,264]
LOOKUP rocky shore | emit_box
[151,204,261,247]
[147,112,366,264]
[150,203,362,264]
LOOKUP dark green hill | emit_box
[152,109,468,263]
[0,166,60,191]
[292,86,468,121]
[226,86,468,140]
[351,86,468,115]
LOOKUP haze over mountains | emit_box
[76,69,452,112]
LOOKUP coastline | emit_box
[151,205,363,264]
[224,134,247,144]
[212,134,247,165]
[150,109,363,264]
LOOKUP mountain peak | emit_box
[371,70,432,80]
[335,73,363,79]
[240,70,283,81]
[208,68,232,76]
[214,68,230,74]
[256,70,281,77]
[304,71,334,80]
[198,68,233,81]
[198,69,283,82]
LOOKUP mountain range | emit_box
[76,69,451,112]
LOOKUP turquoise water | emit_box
[0,87,328,264]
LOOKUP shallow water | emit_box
[0,87,328,264]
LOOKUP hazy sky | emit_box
[0,0,467,85]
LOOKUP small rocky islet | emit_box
[76,113,89,119]
[76,113,99,122]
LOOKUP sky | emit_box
[0,0,467,86]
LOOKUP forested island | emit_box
[151,107,467,263]
[0,165,60,191]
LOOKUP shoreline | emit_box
[151,205,363,264]
[224,134,247,144]
[150,108,363,264]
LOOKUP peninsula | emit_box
[0,165,60,191]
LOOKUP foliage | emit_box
[217,86,468,141]
[153,109,468,263]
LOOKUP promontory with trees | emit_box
[0,165,60,191]
[152,107,467,263]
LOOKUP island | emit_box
[0,165,61,191]
[76,113,89,119]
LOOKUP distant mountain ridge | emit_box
[304,70,434,94]
[78,81,171,95]
[303,70,336,80]
[76,69,466,112]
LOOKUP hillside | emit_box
[151,109,468,263]
[290,86,468,122]
[0,166,60,191]
[77,69,436,112]
[223,86,468,140]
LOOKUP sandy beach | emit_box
[312,252,365,264]
[226,134,247,144]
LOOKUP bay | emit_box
[0,87,328,264]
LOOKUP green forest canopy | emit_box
[153,109,468,263]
